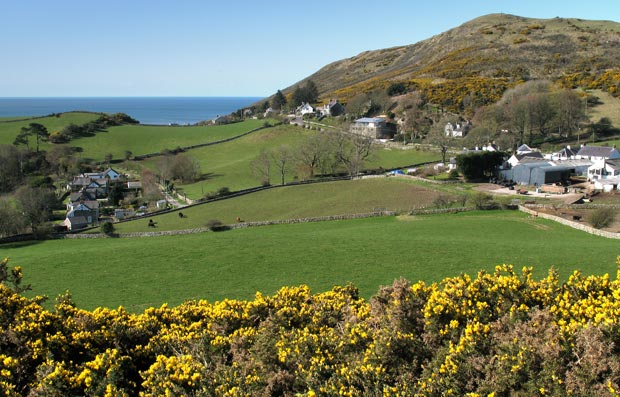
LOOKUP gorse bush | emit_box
[3,258,620,396]
[589,206,616,229]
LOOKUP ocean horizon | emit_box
[0,96,264,125]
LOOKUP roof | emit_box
[516,144,532,152]
[67,216,88,226]
[549,159,592,167]
[606,159,620,170]
[576,146,616,157]
[516,152,544,160]
[557,146,578,156]
[514,161,553,169]
[355,117,385,124]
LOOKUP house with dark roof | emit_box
[551,145,579,160]
[64,201,99,230]
[576,145,620,161]
[507,151,544,167]
[320,99,345,117]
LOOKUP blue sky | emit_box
[1,0,619,97]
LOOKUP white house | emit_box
[507,151,544,167]
[593,177,620,192]
[587,159,620,181]
[516,144,533,155]
[296,102,315,116]
[576,145,620,161]
[549,145,578,161]
[444,122,467,137]
[320,99,345,117]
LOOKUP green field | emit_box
[67,118,268,161]
[112,178,450,232]
[3,211,618,311]
[0,112,101,145]
[146,126,442,200]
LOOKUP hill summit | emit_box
[283,14,620,112]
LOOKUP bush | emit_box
[101,222,115,235]
[470,191,494,210]
[206,219,227,231]
[589,207,616,229]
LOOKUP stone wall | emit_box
[518,205,620,239]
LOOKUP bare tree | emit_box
[271,145,293,185]
[552,89,586,138]
[427,118,457,164]
[141,169,162,201]
[333,132,375,176]
[171,154,201,183]
[251,149,271,185]
[296,133,332,179]
[346,93,370,118]
[157,155,174,186]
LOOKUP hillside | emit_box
[284,14,620,109]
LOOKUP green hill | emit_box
[112,178,450,233]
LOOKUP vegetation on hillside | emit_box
[273,14,620,115]
[3,257,620,396]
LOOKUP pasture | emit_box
[0,112,100,145]
[111,178,450,232]
[67,118,268,161]
[4,211,619,311]
[143,125,442,200]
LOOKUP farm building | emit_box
[499,162,574,186]
[350,117,394,139]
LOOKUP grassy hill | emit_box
[67,118,268,162]
[111,178,451,232]
[5,211,618,311]
[280,14,620,110]
[0,112,101,145]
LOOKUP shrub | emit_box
[206,219,227,231]
[470,191,494,209]
[589,207,616,229]
[100,222,115,236]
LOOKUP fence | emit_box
[518,205,620,239]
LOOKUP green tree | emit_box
[272,90,287,110]
[456,151,505,181]
[14,186,55,233]
[292,80,320,107]
[16,123,49,152]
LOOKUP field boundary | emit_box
[518,205,620,239]
[131,122,280,161]
[59,211,397,239]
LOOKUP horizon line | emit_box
[0,95,266,99]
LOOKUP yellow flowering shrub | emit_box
[2,258,620,396]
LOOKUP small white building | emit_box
[587,159,620,181]
[296,102,315,116]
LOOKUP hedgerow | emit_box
[3,257,620,396]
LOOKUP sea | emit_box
[0,97,264,125]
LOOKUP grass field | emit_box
[588,89,620,128]
[0,112,100,145]
[66,118,269,161]
[143,125,442,200]
[3,211,619,311]
[111,178,451,232]
[159,124,314,197]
